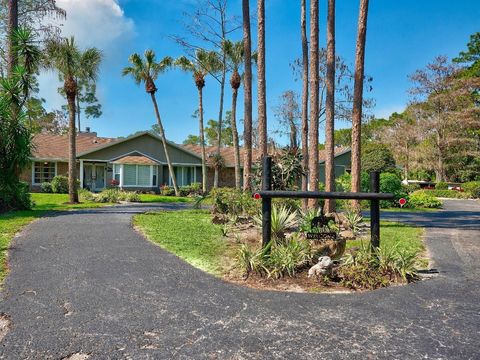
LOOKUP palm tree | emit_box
[351,0,370,212]
[324,0,336,214]
[242,0,253,191]
[44,37,102,203]
[223,40,245,190]
[175,50,221,193]
[257,0,267,157]
[7,0,18,76]
[122,50,179,196]
[300,0,309,210]
[307,0,320,209]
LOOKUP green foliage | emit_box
[336,172,370,192]
[425,189,471,199]
[40,182,53,193]
[453,32,480,78]
[361,143,396,173]
[462,181,480,198]
[254,205,297,240]
[408,190,442,208]
[160,185,176,196]
[51,175,69,194]
[272,198,301,212]
[78,188,95,202]
[0,182,32,213]
[402,183,421,194]
[252,149,303,191]
[179,183,202,196]
[209,187,257,216]
[380,172,406,207]
[343,210,364,235]
[236,235,313,279]
[95,188,140,203]
[339,242,420,289]
[435,181,448,190]
[299,208,323,233]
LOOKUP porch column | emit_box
[79,160,84,189]
[119,164,124,189]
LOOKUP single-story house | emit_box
[22,130,351,192]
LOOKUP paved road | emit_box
[0,200,479,359]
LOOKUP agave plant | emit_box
[254,204,297,239]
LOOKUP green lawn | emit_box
[134,210,426,277]
[134,210,227,275]
[138,194,192,203]
[347,221,425,254]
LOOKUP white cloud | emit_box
[54,0,135,48]
[39,0,135,112]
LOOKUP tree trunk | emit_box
[76,94,81,131]
[350,0,369,213]
[257,0,268,157]
[150,93,179,196]
[324,0,336,214]
[215,25,228,189]
[307,0,319,209]
[65,81,79,204]
[198,87,207,193]
[289,118,297,149]
[7,0,18,77]
[242,0,253,191]
[300,0,309,210]
[231,87,241,189]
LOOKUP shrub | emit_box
[339,243,420,289]
[402,183,421,194]
[95,188,140,203]
[179,183,202,197]
[336,172,370,192]
[40,182,52,193]
[254,205,297,240]
[78,188,95,202]
[343,210,364,235]
[435,181,448,190]
[425,189,471,199]
[379,173,406,208]
[236,235,313,279]
[209,187,257,216]
[408,190,442,208]
[0,181,32,212]
[51,175,69,194]
[463,181,480,198]
[160,185,175,196]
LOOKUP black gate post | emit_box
[370,171,380,250]
[262,156,272,247]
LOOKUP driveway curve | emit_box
[0,200,479,359]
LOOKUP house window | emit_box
[113,164,120,182]
[122,164,154,187]
[33,162,56,184]
[169,166,197,186]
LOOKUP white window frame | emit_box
[32,161,57,185]
[117,164,156,188]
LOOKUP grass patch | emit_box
[138,194,192,203]
[134,210,227,275]
[347,221,425,254]
[380,207,439,213]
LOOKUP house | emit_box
[22,130,351,192]
[318,147,351,183]
[23,131,204,192]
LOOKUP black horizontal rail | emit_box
[257,190,394,201]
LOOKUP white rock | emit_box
[308,256,333,278]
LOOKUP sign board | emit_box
[306,232,338,242]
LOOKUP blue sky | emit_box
[39,0,480,144]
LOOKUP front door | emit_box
[83,164,106,192]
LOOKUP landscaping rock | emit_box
[308,256,334,278]
[340,230,355,239]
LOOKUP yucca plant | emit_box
[344,210,364,235]
[254,204,297,240]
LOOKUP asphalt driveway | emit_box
[0,200,479,359]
